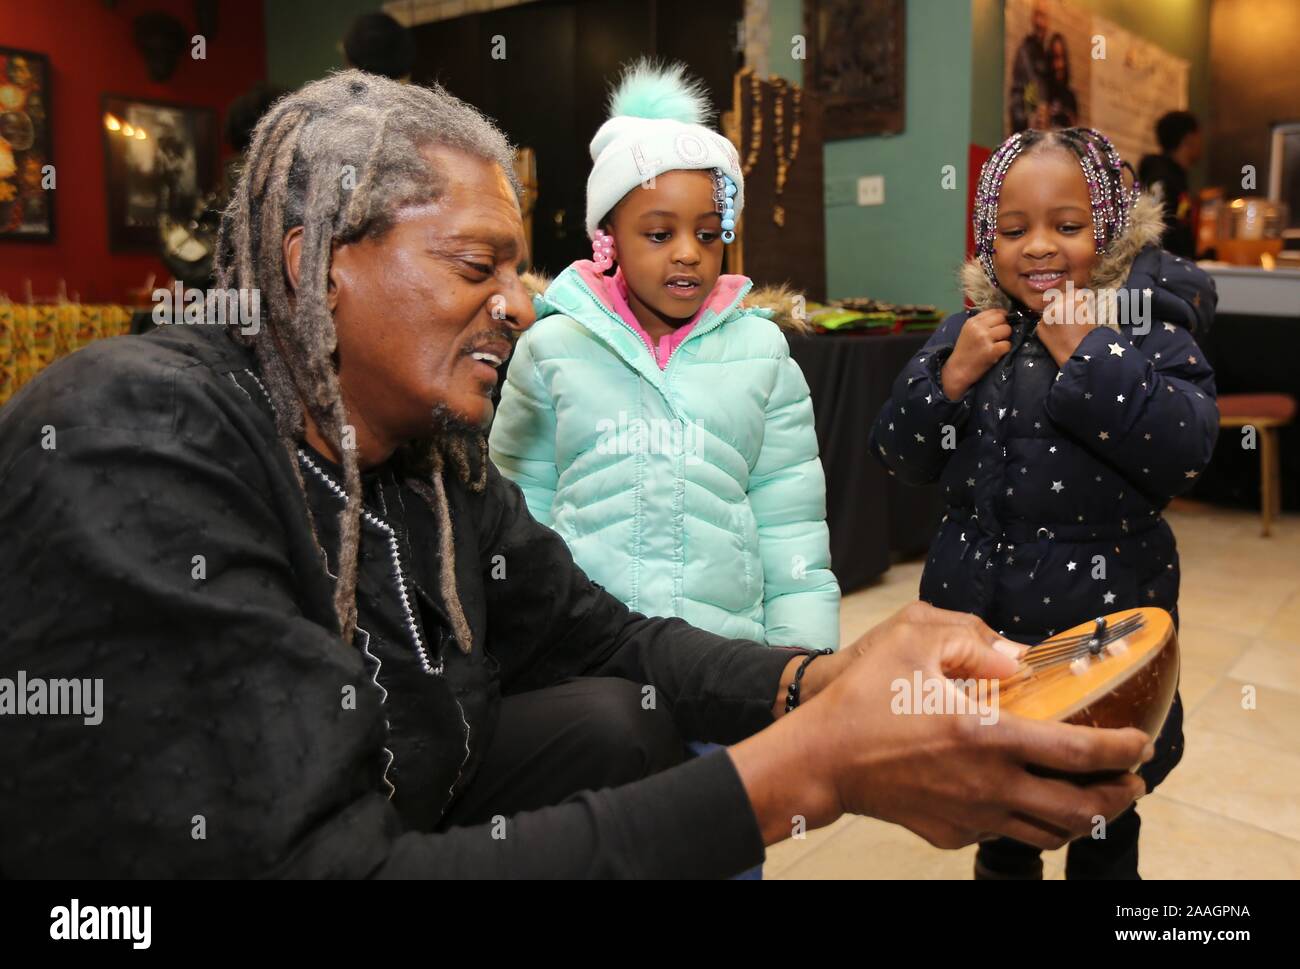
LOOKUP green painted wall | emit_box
[969,0,1004,149]
[264,0,379,89]
[765,0,804,83]
[769,0,974,314]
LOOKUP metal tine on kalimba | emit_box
[1028,615,1144,664]
[1019,614,1145,670]
[1087,616,1108,655]
[1026,617,1144,667]
[1026,613,1144,655]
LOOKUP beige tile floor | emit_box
[769,501,1300,879]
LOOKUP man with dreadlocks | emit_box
[0,74,1151,879]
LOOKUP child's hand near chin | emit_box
[1037,288,1101,367]
[940,309,1012,400]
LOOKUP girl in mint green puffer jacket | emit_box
[489,61,839,650]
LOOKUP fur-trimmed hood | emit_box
[959,191,1169,327]
[522,268,810,334]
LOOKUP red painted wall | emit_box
[966,142,992,261]
[0,0,266,303]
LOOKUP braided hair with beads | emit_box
[972,127,1140,290]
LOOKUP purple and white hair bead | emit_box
[972,127,1140,288]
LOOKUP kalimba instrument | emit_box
[999,608,1179,739]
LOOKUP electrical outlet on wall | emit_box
[857,175,885,206]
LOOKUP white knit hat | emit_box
[585,60,744,238]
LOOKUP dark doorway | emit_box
[410,0,744,276]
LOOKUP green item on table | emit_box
[809,306,895,332]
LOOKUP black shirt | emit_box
[1137,154,1196,258]
[0,322,797,878]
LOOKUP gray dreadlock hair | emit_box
[214,69,518,649]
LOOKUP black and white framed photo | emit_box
[101,94,216,251]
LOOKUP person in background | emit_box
[343,11,416,82]
[1138,110,1202,258]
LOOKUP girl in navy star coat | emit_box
[870,127,1218,880]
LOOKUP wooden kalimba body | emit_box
[999,608,1179,738]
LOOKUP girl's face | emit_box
[606,169,724,329]
[993,148,1098,313]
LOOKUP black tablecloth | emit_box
[1192,312,1300,512]
[788,332,944,593]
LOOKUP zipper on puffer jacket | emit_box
[663,278,753,370]
[1027,526,1054,581]
[568,271,752,381]
[959,512,979,560]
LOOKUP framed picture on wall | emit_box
[803,0,905,139]
[0,47,55,242]
[101,95,216,251]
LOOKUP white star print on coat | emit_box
[867,258,1217,643]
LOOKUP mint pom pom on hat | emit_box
[585,59,745,239]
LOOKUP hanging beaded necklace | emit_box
[739,68,763,178]
[735,69,803,228]
[770,77,803,227]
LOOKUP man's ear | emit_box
[282,226,341,313]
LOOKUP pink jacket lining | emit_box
[574,260,749,370]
